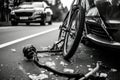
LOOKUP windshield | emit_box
[19,2,33,8]
[32,3,44,8]
[18,2,46,8]
[19,5,33,8]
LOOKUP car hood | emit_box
[86,5,120,42]
[13,7,44,12]
[96,1,120,20]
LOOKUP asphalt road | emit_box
[0,23,120,80]
[0,23,60,80]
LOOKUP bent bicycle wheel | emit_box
[63,6,85,60]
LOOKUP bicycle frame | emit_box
[50,0,82,51]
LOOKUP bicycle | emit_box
[53,0,85,61]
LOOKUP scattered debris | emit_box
[63,68,74,73]
[37,53,50,58]
[18,65,27,75]
[27,73,30,75]
[11,49,16,52]
[27,73,48,80]
[45,61,56,69]
[47,46,51,49]
[28,74,37,80]
[41,71,45,74]
[37,74,48,80]
[88,68,93,71]
[76,66,79,68]
[80,65,83,67]
[55,57,59,60]
[41,47,50,50]
[60,61,68,66]
[111,68,117,72]
[90,55,93,58]
[96,72,100,76]
[49,72,54,75]
[87,65,91,68]
[1,64,3,67]
[100,73,108,77]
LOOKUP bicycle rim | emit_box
[58,12,69,40]
[63,7,85,60]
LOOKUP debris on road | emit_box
[28,73,48,80]
[88,68,93,71]
[60,61,68,66]
[100,73,108,77]
[90,55,93,58]
[45,61,56,69]
[111,68,117,72]
[87,65,91,68]
[1,64,3,67]
[41,70,45,74]
[37,53,50,58]
[11,49,16,52]
[63,68,74,73]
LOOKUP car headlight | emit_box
[10,11,15,15]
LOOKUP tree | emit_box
[48,0,68,21]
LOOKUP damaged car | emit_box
[81,0,120,50]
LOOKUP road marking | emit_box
[0,27,15,30]
[0,27,58,48]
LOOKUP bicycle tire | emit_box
[58,12,69,40]
[58,5,79,40]
[58,7,77,50]
[63,6,85,60]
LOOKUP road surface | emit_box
[0,23,120,80]
[0,23,60,80]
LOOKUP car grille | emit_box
[86,22,110,40]
[15,12,33,17]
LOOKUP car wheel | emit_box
[41,22,45,25]
[11,21,18,26]
[26,23,30,25]
[48,21,52,25]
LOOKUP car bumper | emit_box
[11,17,44,23]
[10,14,46,23]
[86,34,120,49]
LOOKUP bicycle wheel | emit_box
[63,6,85,60]
[58,5,79,40]
[58,12,69,40]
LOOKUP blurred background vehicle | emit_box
[10,1,53,25]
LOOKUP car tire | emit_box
[48,21,52,25]
[11,21,18,26]
[63,6,85,60]
[26,23,30,25]
[41,22,45,25]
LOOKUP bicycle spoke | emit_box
[63,6,85,60]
